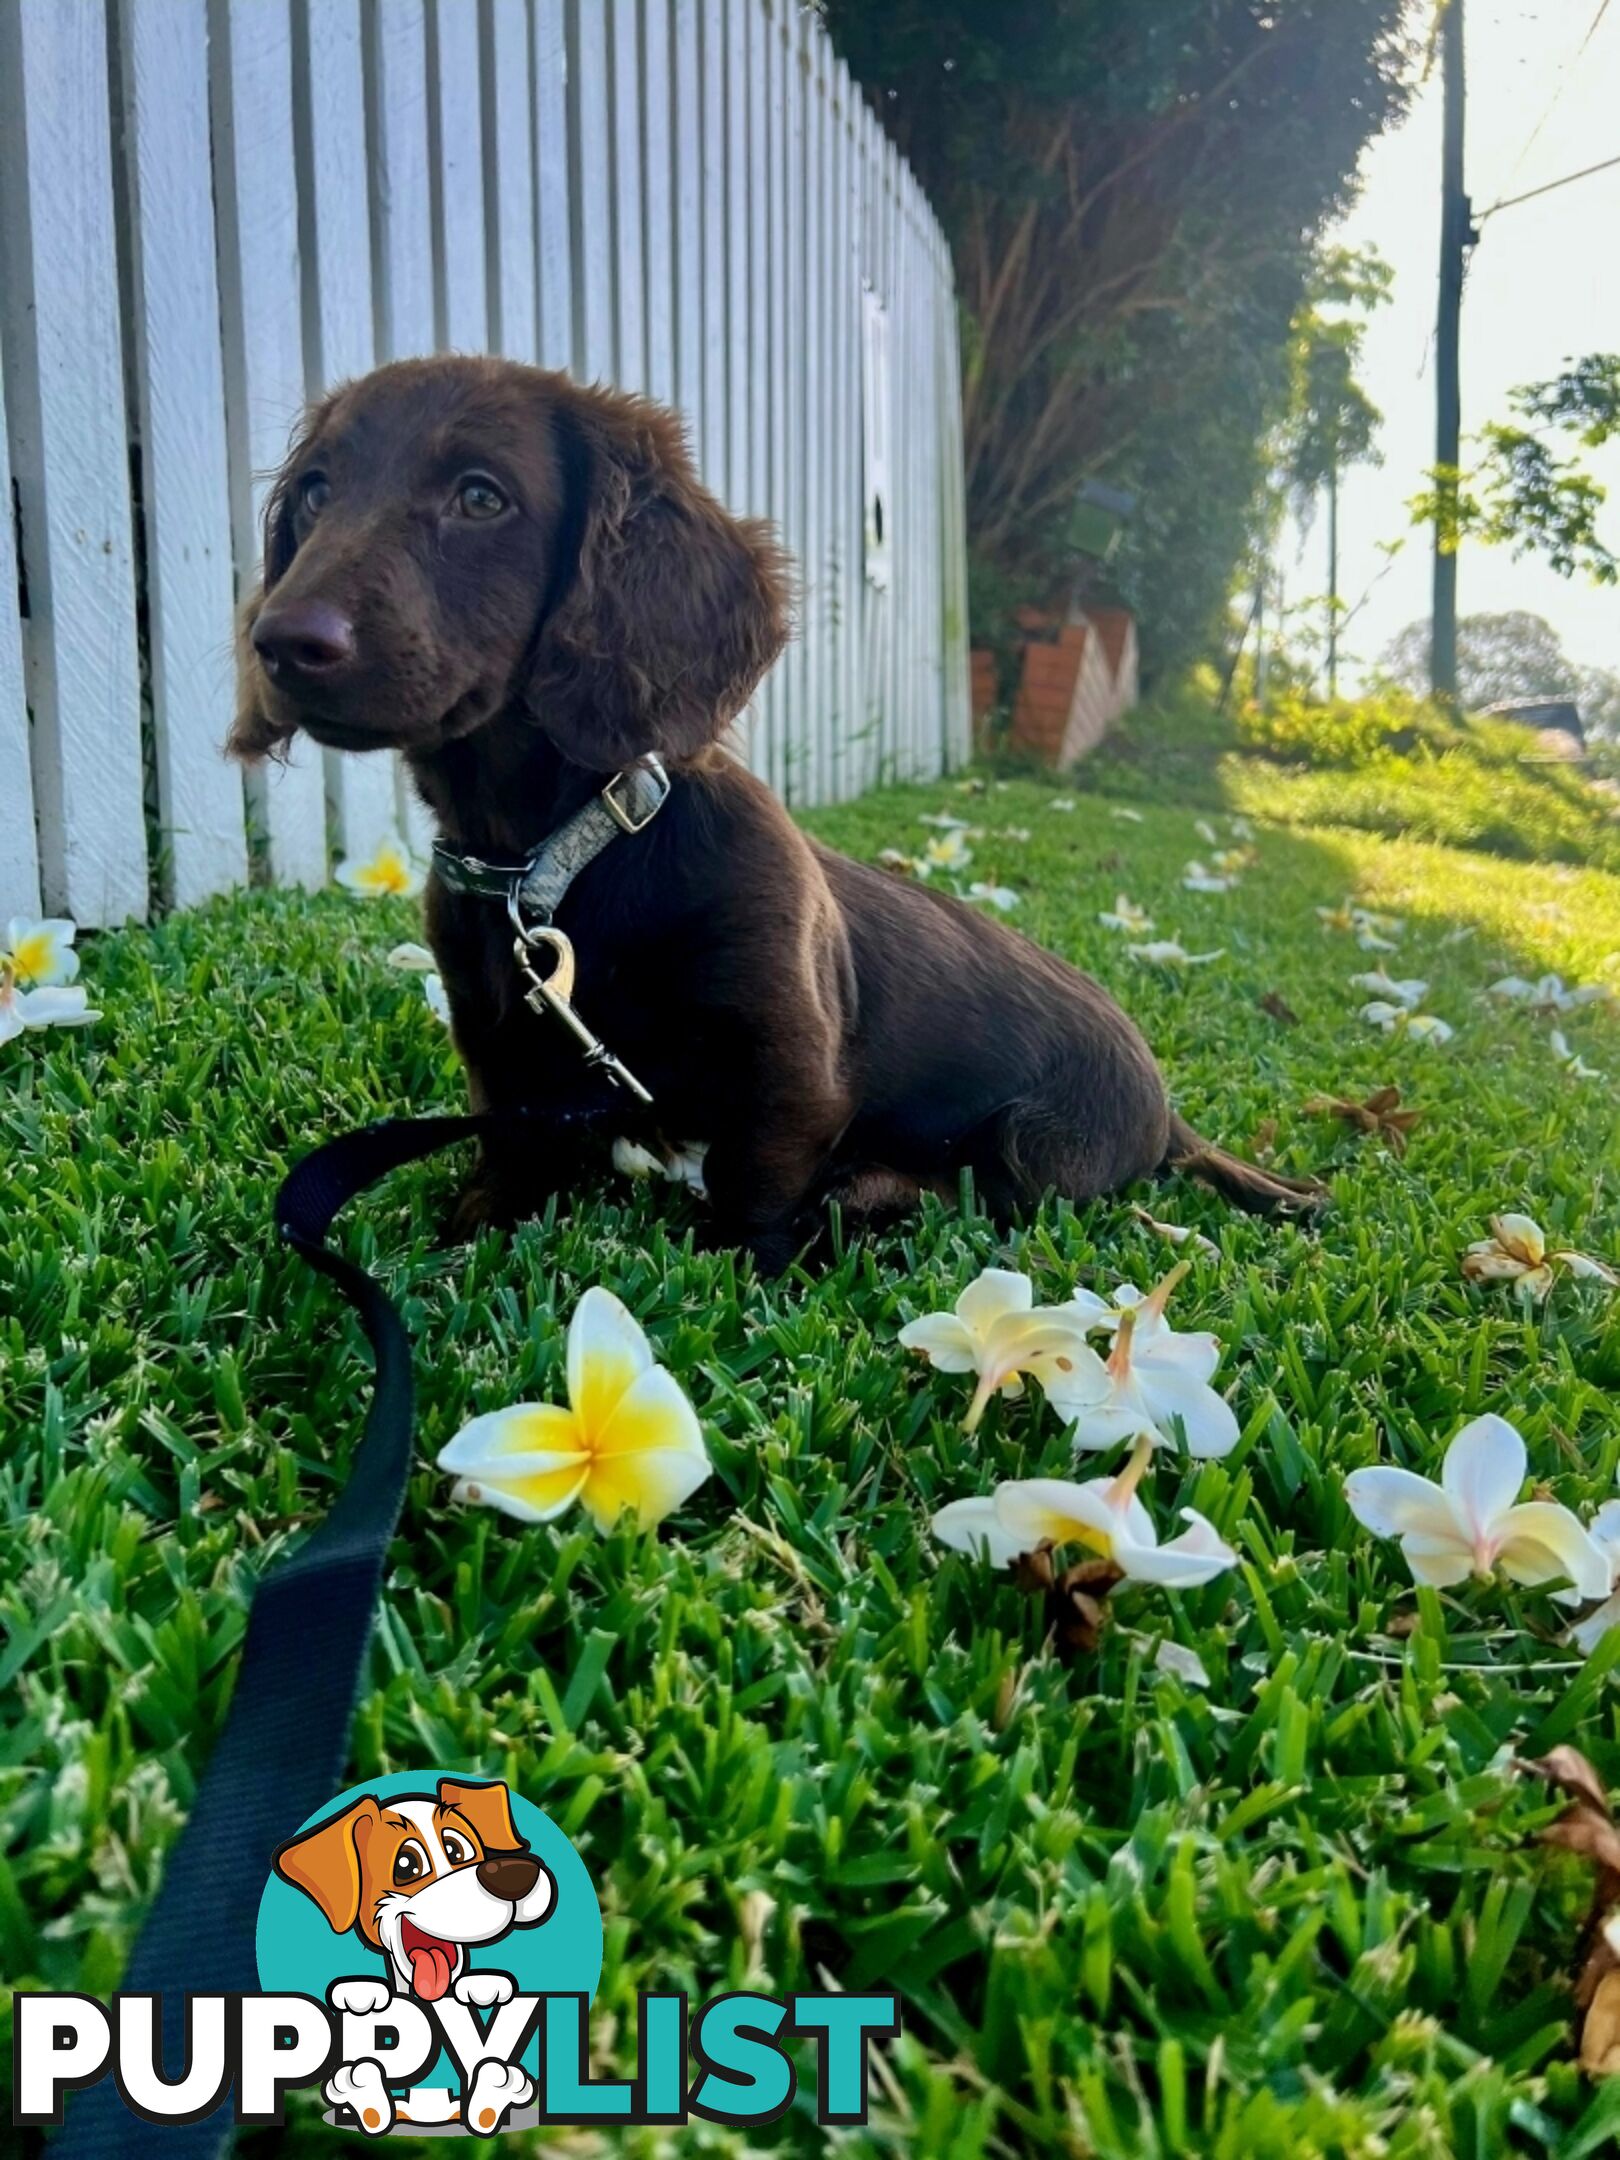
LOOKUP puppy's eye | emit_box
[392,1839,430,1887]
[441,1831,474,1866]
[452,474,508,521]
[298,473,331,516]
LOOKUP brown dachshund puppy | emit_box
[232,356,1320,1270]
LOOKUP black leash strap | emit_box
[58,1111,508,2158]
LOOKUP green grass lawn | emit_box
[6,739,1620,2155]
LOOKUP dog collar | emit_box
[430,755,670,923]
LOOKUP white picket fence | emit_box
[0,0,969,928]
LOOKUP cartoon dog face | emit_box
[273,1778,555,2001]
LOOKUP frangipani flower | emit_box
[438,1288,710,1531]
[918,811,973,832]
[1099,894,1154,934]
[335,833,424,898]
[934,1436,1238,1589]
[1350,968,1428,1009]
[1462,1212,1617,1302]
[1109,806,1143,824]
[967,882,1020,912]
[611,1135,709,1196]
[1318,900,1402,950]
[1051,1263,1239,1459]
[1194,819,1220,846]
[898,1267,1104,1434]
[1490,972,1611,1015]
[1551,1028,1603,1081]
[3,916,79,987]
[1563,1502,1620,1653]
[1360,1000,1453,1044]
[1213,846,1257,875]
[0,964,100,1046]
[423,973,451,1025]
[1129,939,1224,968]
[1182,861,1236,893]
[1049,796,1077,812]
[918,831,972,874]
[1344,1414,1608,1595]
[1230,816,1255,841]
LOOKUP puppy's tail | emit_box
[1163,1113,1327,1219]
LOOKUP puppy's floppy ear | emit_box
[438,1777,526,1855]
[272,1795,381,1933]
[225,442,304,765]
[523,382,791,772]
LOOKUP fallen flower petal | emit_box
[967,881,1020,912]
[0,966,101,1045]
[1463,1212,1617,1301]
[1128,1203,1218,1256]
[1350,968,1428,1008]
[1129,939,1225,968]
[423,973,451,1025]
[1551,1029,1604,1081]
[1183,861,1237,893]
[1109,806,1144,823]
[1098,894,1154,935]
[387,941,437,971]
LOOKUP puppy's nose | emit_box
[476,1852,541,1902]
[252,597,356,679]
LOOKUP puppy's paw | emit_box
[325,2059,394,2136]
[463,2058,533,2136]
[453,1968,515,2009]
[329,1977,394,2018]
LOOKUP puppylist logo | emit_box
[15,1771,899,2138]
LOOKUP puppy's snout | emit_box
[252,597,356,681]
[476,1851,541,1901]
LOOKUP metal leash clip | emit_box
[507,893,654,1104]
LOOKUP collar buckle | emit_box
[600,757,668,835]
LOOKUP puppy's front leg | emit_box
[700,1053,849,1274]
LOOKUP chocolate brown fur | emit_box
[233,356,1321,1269]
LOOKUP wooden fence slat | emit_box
[780,5,807,805]
[642,0,676,410]
[698,0,728,497]
[428,0,489,351]
[723,0,750,515]
[210,0,328,890]
[294,0,398,861]
[570,0,614,382]
[0,0,147,926]
[116,0,249,910]
[0,339,40,922]
[484,0,538,363]
[671,0,703,441]
[533,0,574,373]
[364,0,438,858]
[609,0,646,389]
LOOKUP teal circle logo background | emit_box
[255,1772,602,2092]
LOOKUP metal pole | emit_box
[1327,455,1339,698]
[1431,0,1468,705]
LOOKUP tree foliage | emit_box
[1412,354,1620,586]
[1380,609,1620,731]
[1275,247,1391,514]
[819,0,1416,667]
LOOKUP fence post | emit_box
[0,337,38,923]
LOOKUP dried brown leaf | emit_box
[1259,990,1300,1027]
[1303,1085,1423,1155]
[1584,1970,1620,2072]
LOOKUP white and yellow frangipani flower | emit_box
[1194,819,1220,847]
[967,881,1020,912]
[438,1288,710,1532]
[0,964,100,1047]
[1345,1414,1609,1595]
[3,916,79,987]
[917,830,973,875]
[1109,806,1143,824]
[1317,899,1402,951]
[1461,1212,1617,1303]
[611,1135,709,1196]
[335,833,425,898]
[1098,894,1154,935]
[1128,1204,1218,1256]
[1350,968,1428,1009]
[899,1266,1106,1434]
[423,973,451,1026]
[1563,1502,1620,1653]
[387,941,437,971]
[1489,972,1612,1016]
[1550,1028,1603,1082]
[933,1436,1238,1588]
[1360,1000,1453,1044]
[918,811,974,832]
[1182,861,1237,893]
[1128,939,1225,968]
[1049,796,1077,813]
[1051,1263,1239,1459]
[1213,846,1257,876]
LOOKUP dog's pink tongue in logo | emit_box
[401,1918,456,2001]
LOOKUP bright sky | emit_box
[1296,0,1620,688]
